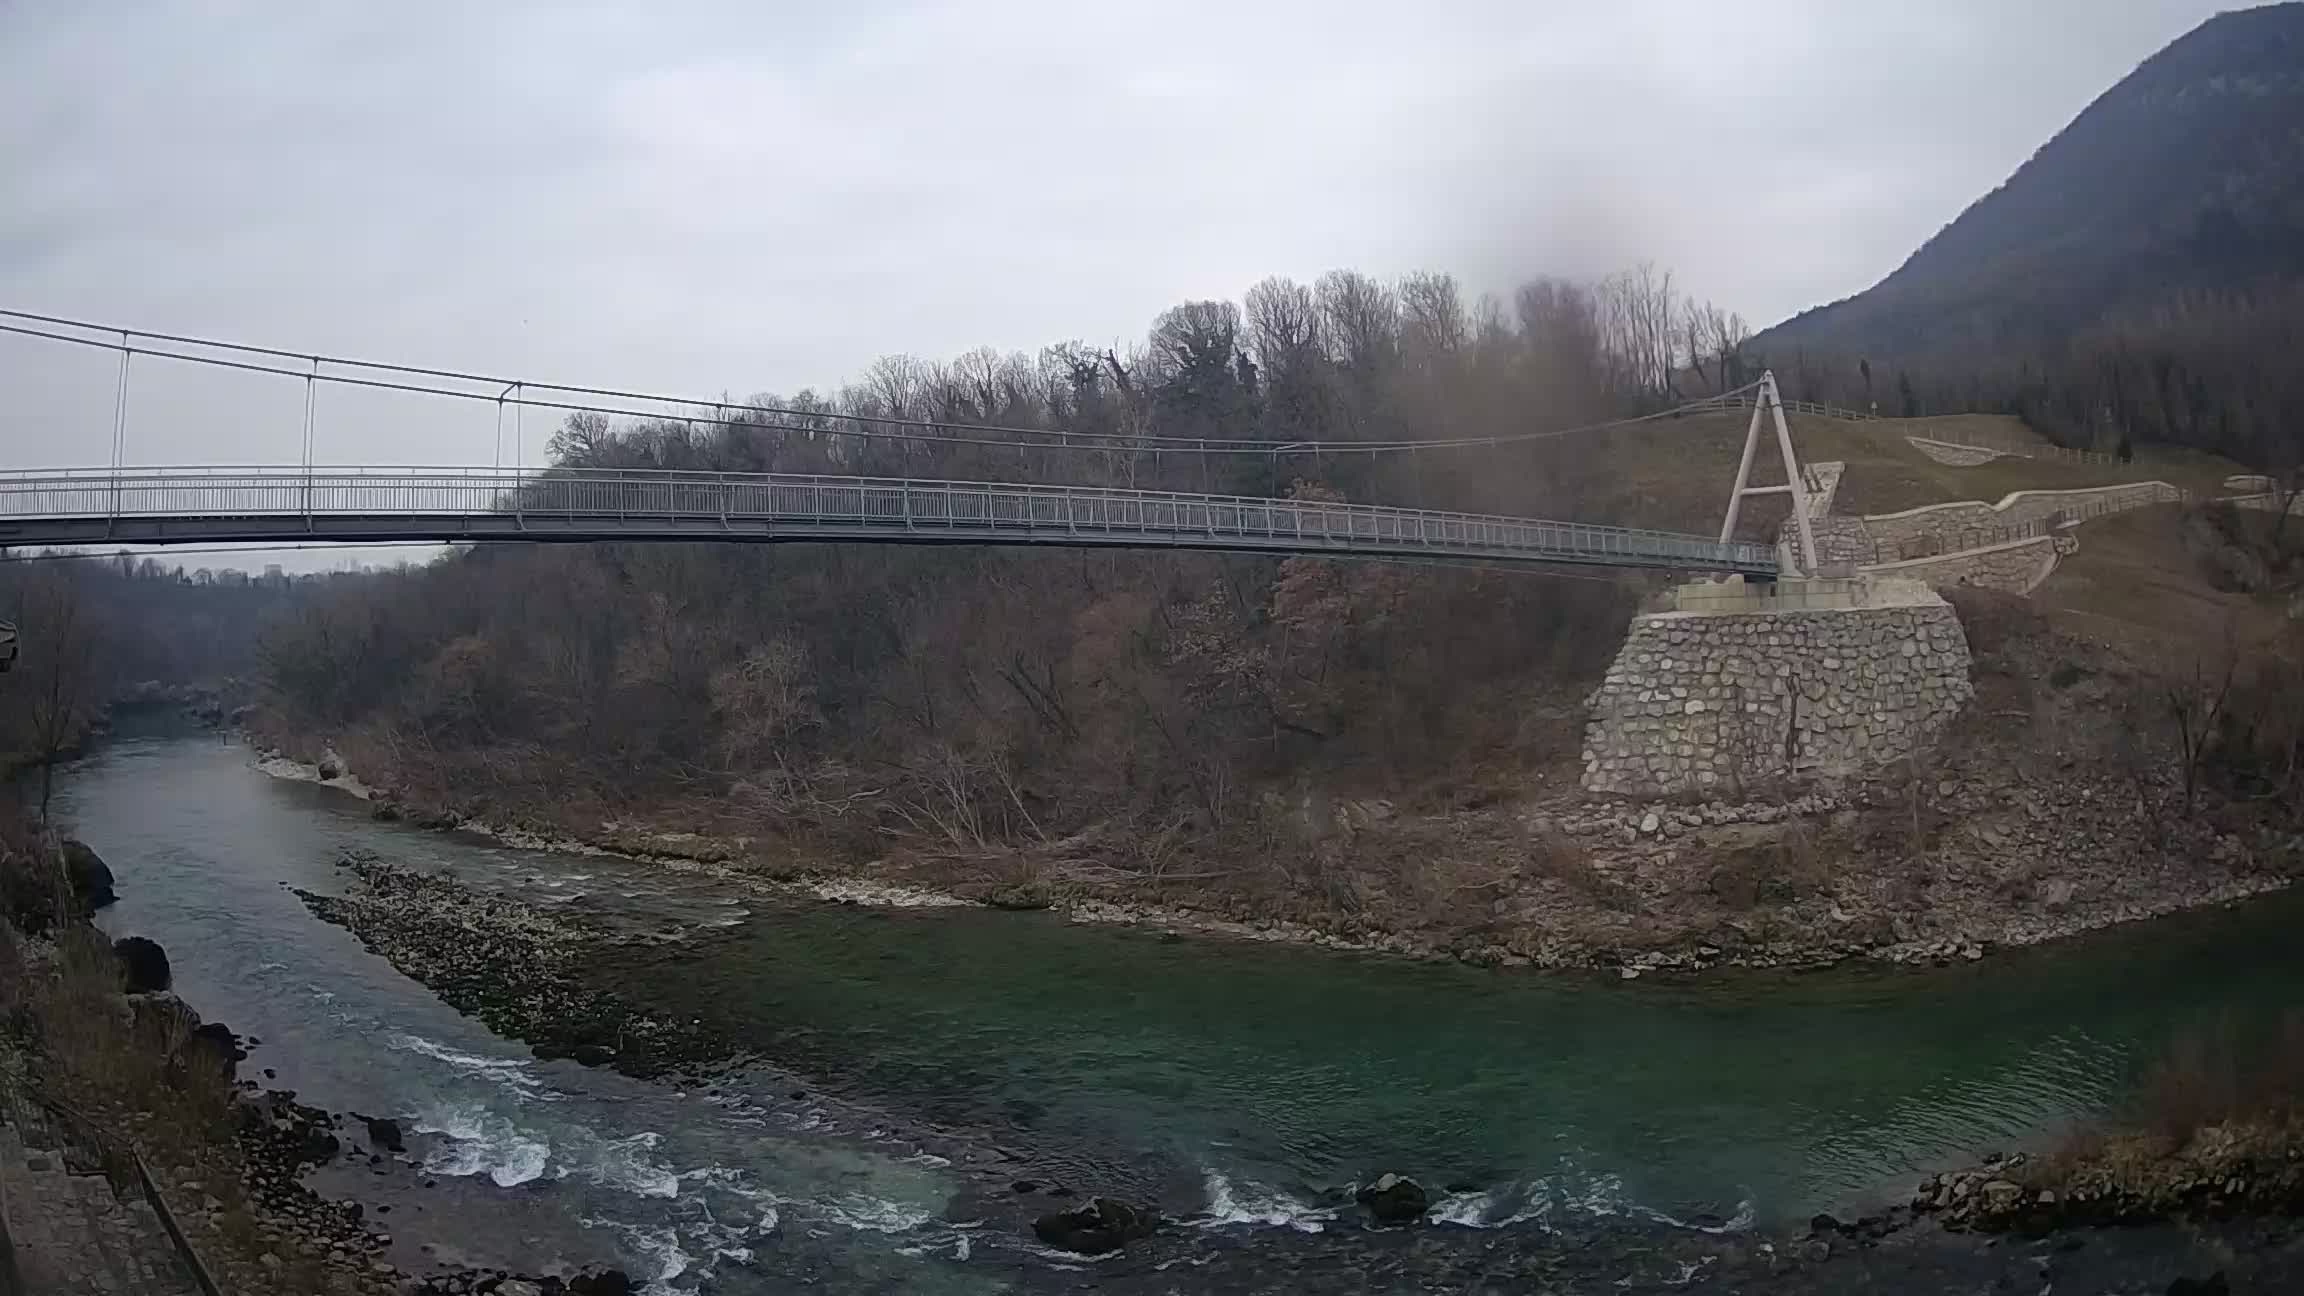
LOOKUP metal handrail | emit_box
[0,1070,224,1296]
[0,464,1781,573]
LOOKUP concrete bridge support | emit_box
[1581,577,1974,798]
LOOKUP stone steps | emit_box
[0,1116,202,1296]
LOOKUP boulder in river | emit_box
[569,1044,617,1067]
[62,839,116,911]
[567,1269,634,1296]
[317,752,345,780]
[364,1117,406,1153]
[1356,1172,1430,1225]
[1031,1197,1157,1254]
[114,936,172,993]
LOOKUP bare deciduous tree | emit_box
[16,567,101,821]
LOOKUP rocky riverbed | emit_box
[254,715,2301,982]
[293,852,731,1080]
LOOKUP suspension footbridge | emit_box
[0,311,1802,577]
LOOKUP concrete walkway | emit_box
[0,1111,201,1296]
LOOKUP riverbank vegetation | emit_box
[0,817,398,1295]
[1917,1011,2304,1235]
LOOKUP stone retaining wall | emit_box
[1906,437,2011,466]
[1862,482,2181,552]
[1802,461,1845,517]
[1859,534,2068,596]
[1812,515,1874,564]
[1582,589,1974,798]
[2228,491,2303,515]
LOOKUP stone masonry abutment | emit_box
[1582,578,1974,798]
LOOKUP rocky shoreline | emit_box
[3,848,635,1295]
[255,742,2297,981]
[221,1083,638,1296]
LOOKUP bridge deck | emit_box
[0,468,1779,575]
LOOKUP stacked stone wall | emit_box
[1862,482,2180,552]
[1582,596,1974,798]
[1812,515,1874,564]
[1862,535,2067,596]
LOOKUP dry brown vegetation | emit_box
[2014,1013,2304,1219]
[253,267,1741,906]
[0,819,369,1296]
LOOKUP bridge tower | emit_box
[1717,370,1820,577]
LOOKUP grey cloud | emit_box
[0,0,2239,490]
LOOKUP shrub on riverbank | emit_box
[1918,1014,2304,1232]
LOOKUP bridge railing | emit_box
[0,466,1778,574]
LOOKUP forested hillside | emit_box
[1751,2,2304,467]
[252,266,1746,876]
[0,554,298,785]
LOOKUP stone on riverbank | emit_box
[983,881,1055,911]
[1357,1173,1430,1225]
[1031,1197,1158,1253]
[114,935,172,993]
[62,838,116,910]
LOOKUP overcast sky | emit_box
[0,0,2245,564]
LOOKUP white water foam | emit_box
[896,1230,974,1262]
[1194,1170,1336,1233]
[579,1219,691,1289]
[1428,1170,1754,1236]
[388,1032,547,1098]
[556,1130,682,1199]
[412,1104,552,1187]
[1430,1183,1553,1230]
[818,1193,935,1234]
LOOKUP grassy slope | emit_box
[1555,407,2265,655]
[1573,410,2247,536]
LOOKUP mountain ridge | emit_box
[1756,1,2304,362]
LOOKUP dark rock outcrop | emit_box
[567,1269,634,1296]
[114,936,172,993]
[317,756,344,780]
[1031,1197,1158,1254]
[569,1044,617,1067]
[62,839,116,911]
[188,1021,247,1068]
[363,1117,405,1153]
[1356,1173,1430,1225]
